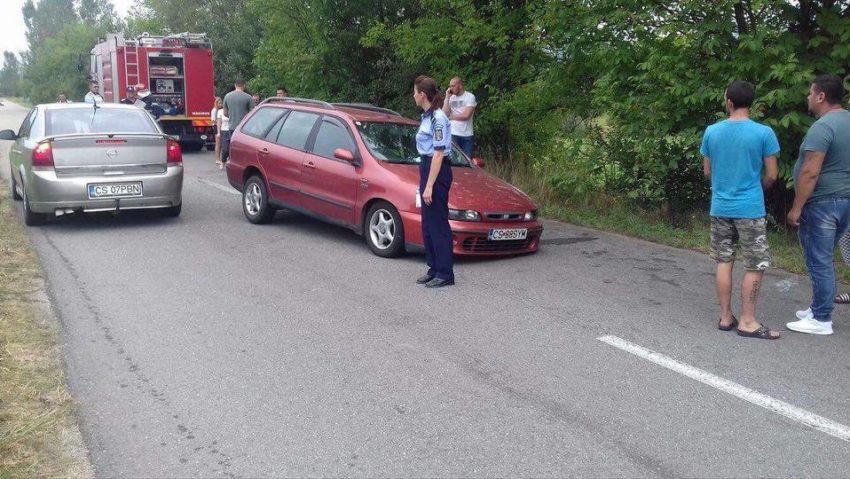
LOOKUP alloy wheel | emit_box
[369,209,395,250]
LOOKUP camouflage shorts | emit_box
[710,217,771,271]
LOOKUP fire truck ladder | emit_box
[124,42,140,88]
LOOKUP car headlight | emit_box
[448,209,481,221]
[524,210,538,221]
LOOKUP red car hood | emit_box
[380,163,536,213]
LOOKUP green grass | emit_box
[487,158,850,282]
[0,182,91,478]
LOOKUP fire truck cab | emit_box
[91,32,216,151]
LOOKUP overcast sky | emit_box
[1,0,135,56]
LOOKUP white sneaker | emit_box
[796,308,813,320]
[786,316,833,335]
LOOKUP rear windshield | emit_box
[46,107,158,136]
[356,122,470,167]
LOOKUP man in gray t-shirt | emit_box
[221,79,253,162]
[787,74,850,335]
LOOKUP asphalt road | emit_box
[2,101,850,477]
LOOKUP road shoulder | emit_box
[0,181,94,478]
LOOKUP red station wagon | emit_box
[225,98,543,257]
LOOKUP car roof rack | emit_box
[260,97,334,109]
[332,103,401,117]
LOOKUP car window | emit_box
[356,122,470,167]
[311,117,355,159]
[45,107,158,135]
[241,107,284,138]
[29,110,45,138]
[275,111,320,150]
[264,111,289,143]
[17,108,36,138]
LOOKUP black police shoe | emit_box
[416,274,434,284]
[425,277,455,288]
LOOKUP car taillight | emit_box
[32,142,54,169]
[167,139,182,165]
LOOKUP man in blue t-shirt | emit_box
[700,80,780,339]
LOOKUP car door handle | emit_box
[258,148,270,156]
[305,161,316,169]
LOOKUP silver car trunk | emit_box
[50,134,169,177]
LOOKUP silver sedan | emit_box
[1,102,183,225]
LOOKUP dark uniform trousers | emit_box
[419,154,454,280]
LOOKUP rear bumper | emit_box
[26,166,183,214]
[399,210,543,256]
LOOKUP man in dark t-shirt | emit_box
[786,74,850,336]
[221,79,253,163]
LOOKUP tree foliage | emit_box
[19,0,123,103]
[21,0,850,216]
[0,52,23,97]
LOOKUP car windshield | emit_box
[356,122,471,167]
[46,107,158,136]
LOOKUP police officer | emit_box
[413,75,455,288]
[120,86,137,104]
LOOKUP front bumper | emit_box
[26,166,183,214]
[400,210,543,256]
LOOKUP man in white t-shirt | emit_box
[443,76,477,158]
[84,81,104,105]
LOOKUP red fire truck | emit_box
[90,32,216,151]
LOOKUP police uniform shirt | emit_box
[416,109,452,156]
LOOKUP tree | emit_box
[0,52,22,97]
[22,0,78,52]
[78,0,124,32]
[20,0,122,103]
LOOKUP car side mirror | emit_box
[334,148,356,163]
[0,129,17,140]
[472,157,485,168]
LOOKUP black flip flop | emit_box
[718,315,738,331]
[736,325,779,340]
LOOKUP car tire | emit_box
[9,166,22,201]
[365,201,405,258]
[162,203,182,218]
[23,186,46,226]
[242,175,275,224]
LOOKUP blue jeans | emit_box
[452,135,474,159]
[799,197,850,322]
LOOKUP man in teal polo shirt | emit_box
[700,80,780,339]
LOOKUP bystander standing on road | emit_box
[83,81,103,104]
[276,86,288,97]
[443,76,476,159]
[252,94,261,107]
[700,80,780,339]
[221,79,253,164]
[211,96,224,167]
[786,74,850,336]
[56,93,71,103]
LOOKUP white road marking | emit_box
[598,335,850,443]
[197,177,240,195]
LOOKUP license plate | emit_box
[488,228,528,241]
[88,182,143,199]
